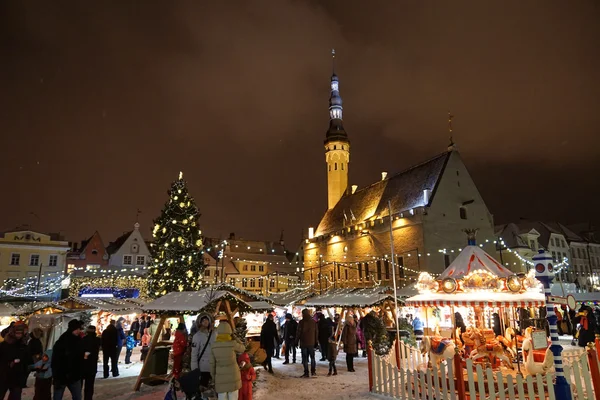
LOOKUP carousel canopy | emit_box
[304,287,401,308]
[406,291,545,308]
[439,245,514,280]
[143,289,251,313]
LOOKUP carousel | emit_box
[405,237,547,375]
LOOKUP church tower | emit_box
[325,49,350,210]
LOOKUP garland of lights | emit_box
[69,276,150,299]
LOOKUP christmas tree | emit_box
[362,311,392,355]
[150,172,205,296]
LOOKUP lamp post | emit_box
[533,250,572,400]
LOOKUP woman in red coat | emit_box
[237,353,256,400]
[172,323,188,379]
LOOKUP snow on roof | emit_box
[59,297,140,312]
[0,303,16,317]
[246,301,274,312]
[269,288,315,306]
[14,302,68,316]
[304,287,400,308]
[439,245,513,280]
[143,289,251,313]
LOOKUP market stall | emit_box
[134,288,252,391]
[58,296,144,333]
[0,303,17,332]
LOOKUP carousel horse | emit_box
[468,327,514,370]
[521,337,554,375]
[496,327,517,359]
[420,336,456,368]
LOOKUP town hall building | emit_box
[303,52,496,290]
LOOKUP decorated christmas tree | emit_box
[362,311,391,356]
[150,172,205,296]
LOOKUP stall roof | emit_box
[0,303,16,317]
[246,301,274,312]
[14,302,68,316]
[142,289,251,313]
[212,283,273,304]
[269,288,315,306]
[59,297,140,312]
[439,245,514,280]
[572,293,600,303]
[304,287,400,308]
[405,291,545,308]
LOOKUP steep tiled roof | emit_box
[495,223,530,249]
[316,151,451,236]
[106,231,132,255]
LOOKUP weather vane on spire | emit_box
[331,48,336,74]
[448,111,455,147]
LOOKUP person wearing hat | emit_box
[282,313,297,364]
[82,326,101,400]
[210,322,246,400]
[101,320,119,378]
[51,319,84,400]
[0,322,30,400]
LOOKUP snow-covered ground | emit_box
[20,347,372,400]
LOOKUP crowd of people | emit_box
[258,309,363,377]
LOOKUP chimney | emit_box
[308,227,315,239]
[351,185,358,194]
[381,172,388,181]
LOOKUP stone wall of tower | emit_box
[325,140,350,209]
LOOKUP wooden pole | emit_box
[454,351,466,400]
[367,340,374,392]
[134,315,167,391]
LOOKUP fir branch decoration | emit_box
[362,311,391,356]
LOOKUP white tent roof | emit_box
[143,289,250,313]
[0,303,16,317]
[439,245,514,280]
[304,287,399,308]
[269,288,315,306]
[405,291,545,308]
[246,301,274,312]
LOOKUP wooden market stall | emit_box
[58,296,144,333]
[134,288,252,391]
[0,303,17,332]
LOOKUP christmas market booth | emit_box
[0,303,17,332]
[57,296,145,334]
[13,301,69,318]
[405,240,546,377]
[134,288,253,391]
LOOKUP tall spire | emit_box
[325,49,348,144]
[447,111,457,151]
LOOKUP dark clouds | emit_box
[1,1,599,246]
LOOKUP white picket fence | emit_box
[370,341,597,400]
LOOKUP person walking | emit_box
[115,318,127,363]
[139,316,147,344]
[172,323,188,378]
[101,320,119,378]
[191,314,215,388]
[295,309,318,378]
[32,349,52,400]
[82,326,101,400]
[52,319,84,400]
[327,335,338,376]
[124,332,136,364]
[210,322,246,400]
[317,314,331,361]
[0,322,30,400]
[259,314,278,374]
[282,313,297,364]
[412,315,424,341]
[341,315,357,372]
[273,314,282,359]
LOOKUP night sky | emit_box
[2,1,599,248]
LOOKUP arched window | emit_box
[335,163,338,170]
[329,165,331,171]
[341,163,344,170]
[460,207,467,220]
[334,145,337,150]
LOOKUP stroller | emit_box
[177,371,216,400]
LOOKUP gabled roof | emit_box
[495,223,530,249]
[439,245,513,280]
[106,231,132,255]
[544,222,584,243]
[315,151,451,236]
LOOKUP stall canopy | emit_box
[269,288,315,307]
[143,289,251,314]
[14,302,68,316]
[211,283,274,304]
[406,242,545,308]
[58,297,143,314]
[0,303,16,317]
[304,287,401,308]
[246,301,274,312]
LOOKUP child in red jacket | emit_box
[237,352,256,400]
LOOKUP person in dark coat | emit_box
[28,327,44,363]
[282,313,298,364]
[0,322,30,400]
[52,319,84,400]
[0,321,15,338]
[573,305,598,347]
[101,320,119,378]
[317,314,332,361]
[260,314,278,374]
[82,326,101,400]
[130,317,140,342]
[138,316,147,344]
[341,315,357,372]
[295,309,318,378]
[115,318,127,361]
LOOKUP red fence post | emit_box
[367,340,374,392]
[454,351,467,400]
[395,339,401,368]
[595,335,600,356]
[586,344,600,400]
